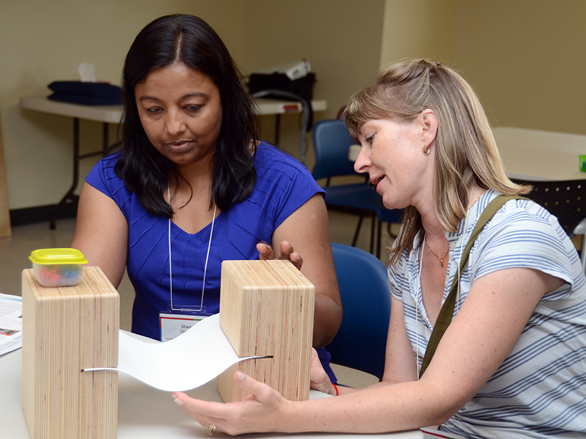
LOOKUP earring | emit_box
[423,143,431,155]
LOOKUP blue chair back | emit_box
[312,119,358,181]
[326,243,391,380]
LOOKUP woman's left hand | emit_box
[309,348,336,395]
[257,240,303,271]
[172,372,291,436]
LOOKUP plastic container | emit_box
[29,248,88,287]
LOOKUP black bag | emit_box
[248,72,315,103]
[47,81,122,105]
[248,72,316,130]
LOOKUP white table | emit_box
[20,96,327,124]
[348,127,586,182]
[21,97,122,229]
[20,96,326,228]
[0,348,422,439]
[492,126,586,181]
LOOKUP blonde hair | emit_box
[344,60,529,265]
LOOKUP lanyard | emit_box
[167,187,217,312]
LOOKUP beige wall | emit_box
[451,0,586,134]
[380,0,458,67]
[242,0,385,114]
[0,0,246,211]
[239,0,385,166]
[211,0,385,170]
[381,0,586,135]
[0,0,384,211]
[3,0,586,212]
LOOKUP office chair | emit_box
[326,243,391,381]
[512,178,586,272]
[312,119,402,258]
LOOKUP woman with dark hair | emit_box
[174,60,586,438]
[71,14,342,378]
[118,14,259,217]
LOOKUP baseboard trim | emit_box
[10,201,78,227]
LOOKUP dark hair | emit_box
[116,14,259,217]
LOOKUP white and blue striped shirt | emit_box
[389,190,586,438]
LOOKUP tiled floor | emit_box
[0,210,394,388]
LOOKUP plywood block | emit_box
[217,260,314,402]
[22,266,119,439]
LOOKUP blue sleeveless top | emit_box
[86,142,337,380]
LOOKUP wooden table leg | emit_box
[0,113,11,238]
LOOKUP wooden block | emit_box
[22,266,119,439]
[217,260,315,402]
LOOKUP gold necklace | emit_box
[426,240,449,267]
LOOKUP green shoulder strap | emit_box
[418,195,524,378]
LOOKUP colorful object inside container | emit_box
[29,248,88,287]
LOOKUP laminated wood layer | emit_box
[217,260,314,402]
[22,266,119,439]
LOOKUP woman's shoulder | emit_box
[253,141,311,175]
[253,142,323,194]
[86,152,126,193]
[485,191,561,231]
[92,151,122,172]
[469,191,585,299]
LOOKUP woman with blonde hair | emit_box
[173,60,586,438]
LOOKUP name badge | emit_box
[159,312,208,342]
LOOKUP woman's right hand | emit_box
[173,371,292,436]
[309,348,336,395]
[257,241,303,271]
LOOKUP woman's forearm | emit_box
[312,293,343,347]
[274,381,447,434]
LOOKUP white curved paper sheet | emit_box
[86,314,264,392]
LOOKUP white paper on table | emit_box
[0,293,23,356]
[0,292,22,316]
[85,313,266,392]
